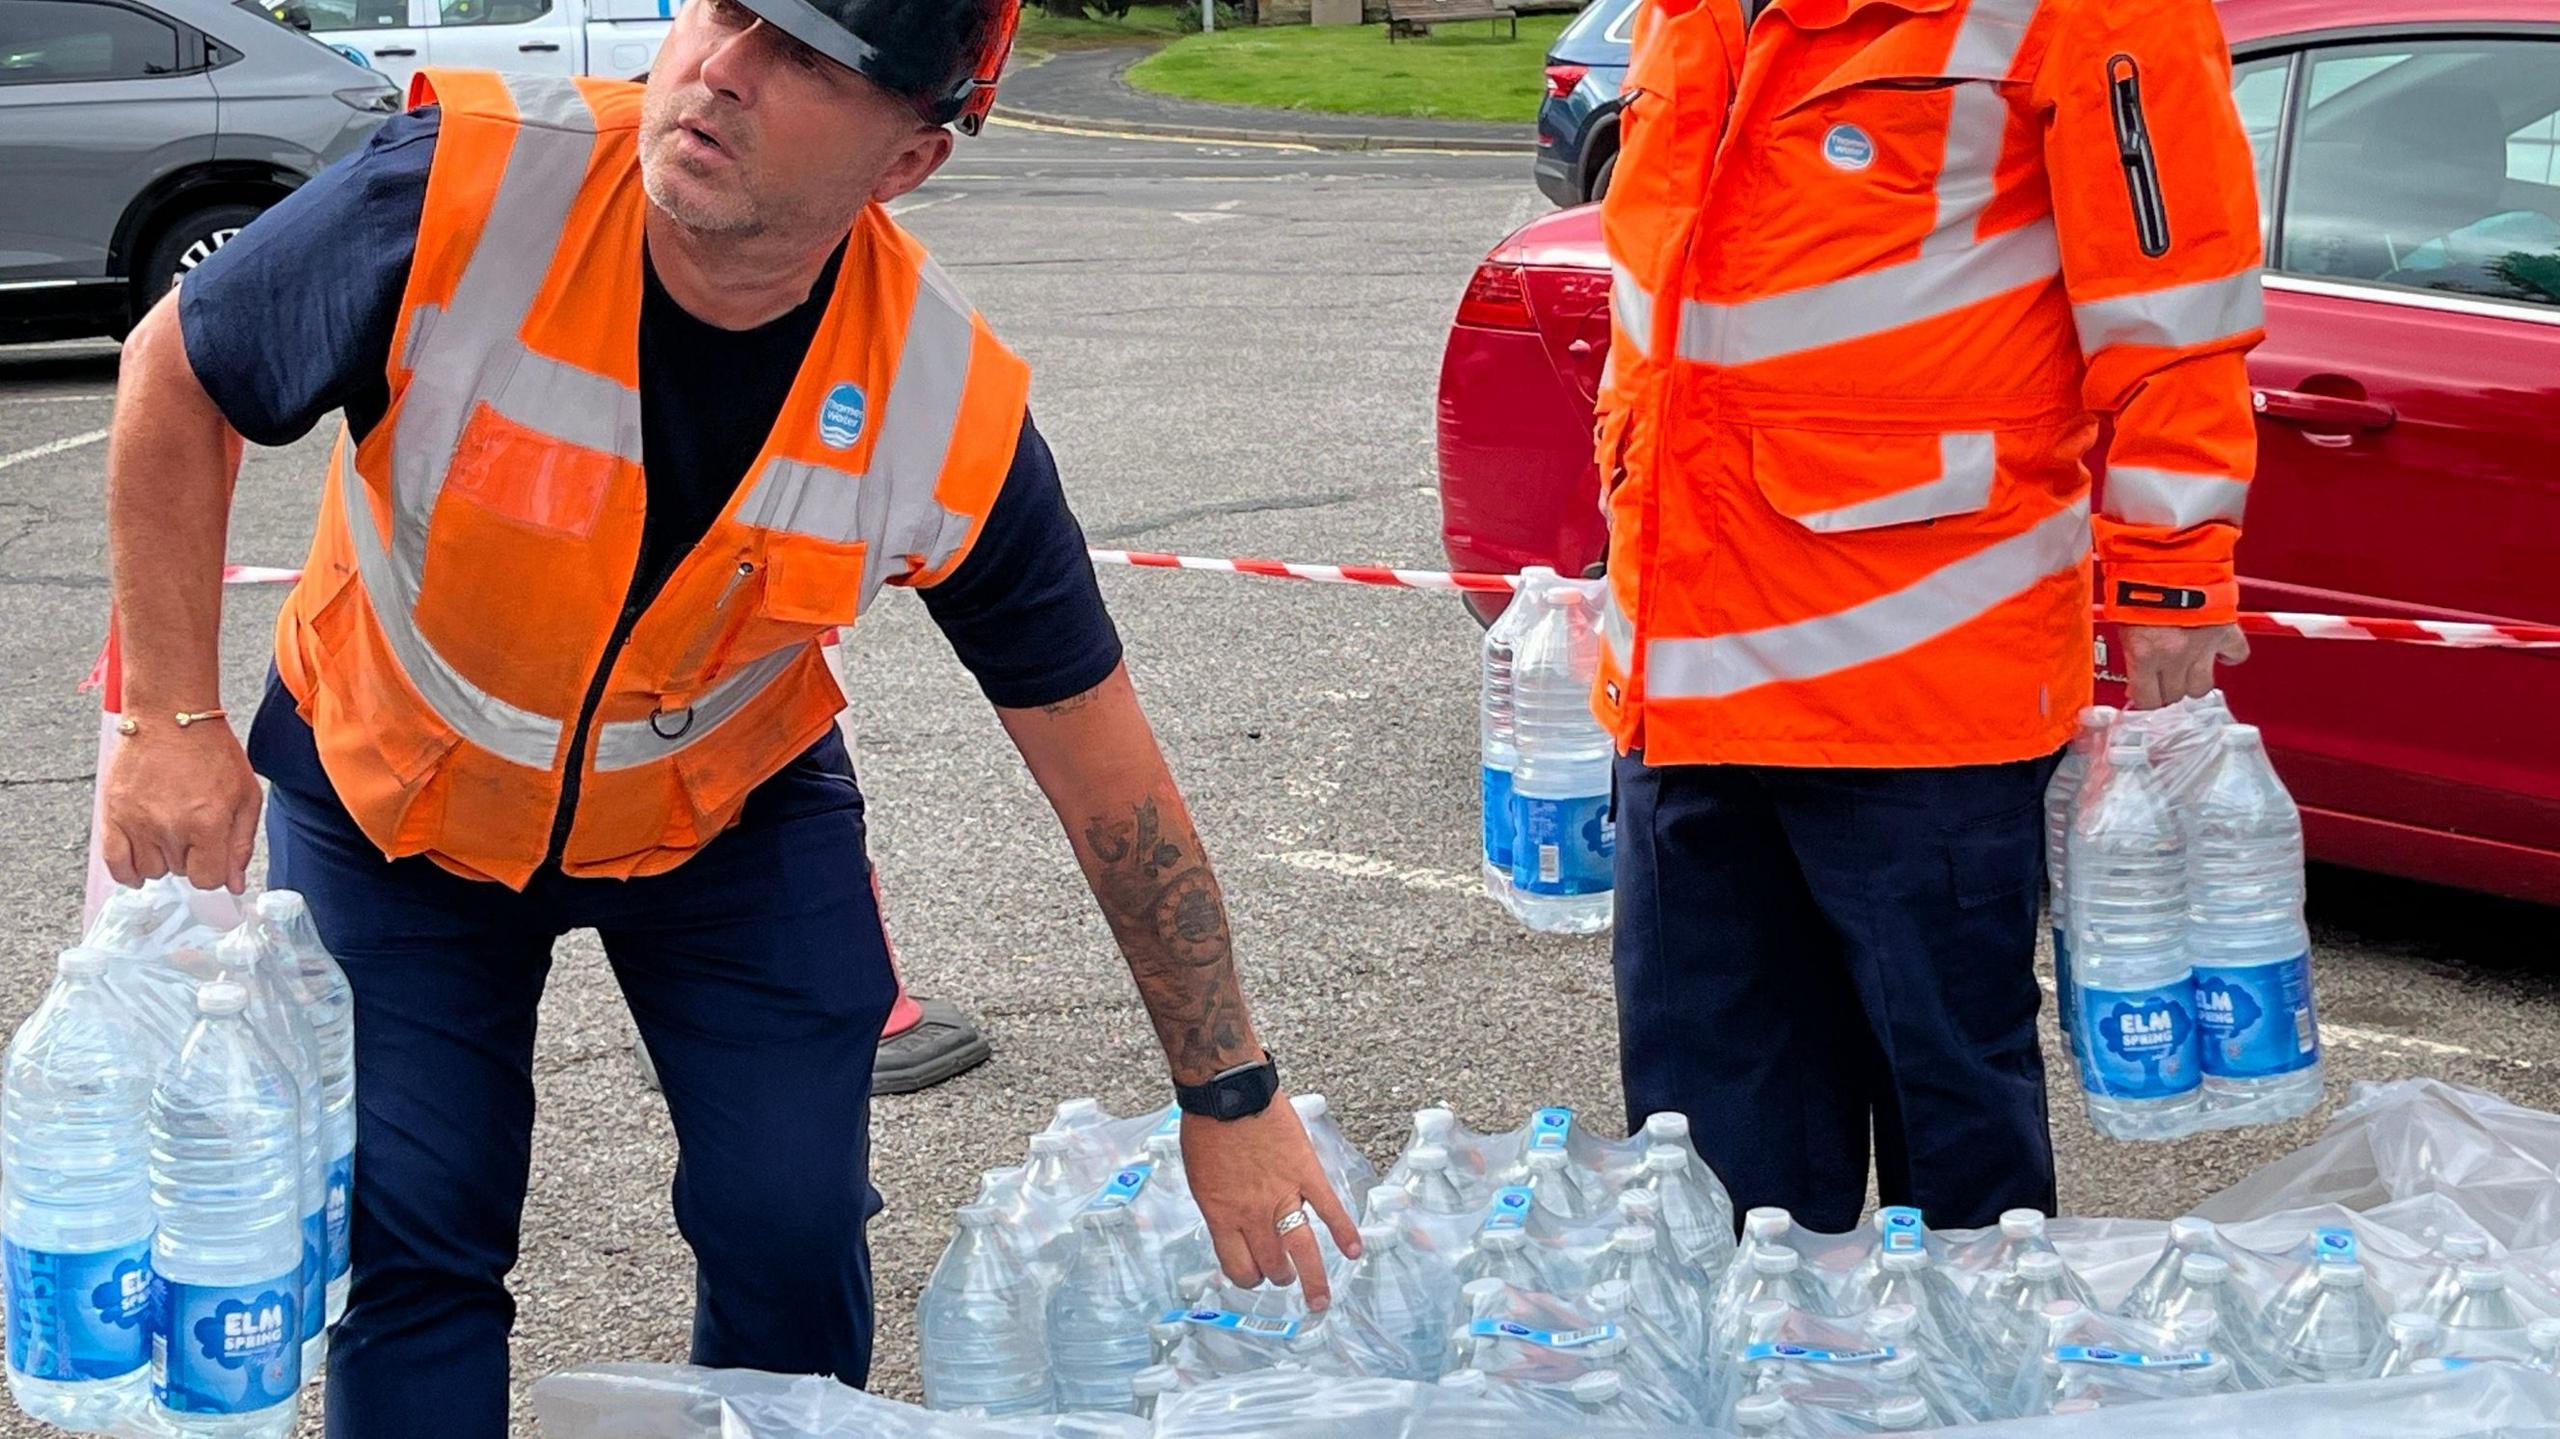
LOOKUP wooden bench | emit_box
[1385,0,1518,40]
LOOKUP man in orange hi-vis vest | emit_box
[1596,0,2262,1229]
[96,0,1359,1429]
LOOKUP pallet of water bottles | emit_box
[2049,691,2330,1142]
[3,878,355,1437]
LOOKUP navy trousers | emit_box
[1612,751,2061,1234]
[249,687,897,1439]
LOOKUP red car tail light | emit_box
[1545,63,1590,99]
[1456,263,1536,332]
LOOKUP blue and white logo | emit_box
[1822,123,1875,171]
[818,382,867,450]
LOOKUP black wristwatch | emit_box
[1174,1050,1280,1121]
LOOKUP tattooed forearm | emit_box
[1073,794,1258,1083]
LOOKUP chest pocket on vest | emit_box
[443,403,618,539]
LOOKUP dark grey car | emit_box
[0,0,398,343]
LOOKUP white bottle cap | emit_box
[1368,1187,1409,1216]
[1643,1145,1687,1174]
[2320,1262,2368,1288]
[2445,1232,2491,1260]
[1866,1303,1917,1341]
[1588,1279,1632,1311]
[2017,1250,2064,1279]
[1358,1223,1398,1252]
[257,889,309,921]
[1750,1247,1800,1275]
[1569,1371,1622,1404]
[1413,1106,1455,1138]
[1293,1093,1329,1121]
[1641,1111,1690,1143]
[2170,1216,2217,1247]
[1881,1247,1927,1272]
[1745,1207,1793,1237]
[196,980,248,1016]
[2388,1311,2442,1341]
[1742,1297,1788,1328]
[2457,1262,2506,1290]
[2529,1318,2560,1348]
[1409,1145,1451,1171]
[2040,1298,2086,1321]
[1028,1132,1072,1158]
[1876,1396,1931,1429]
[1611,1224,1655,1252]
[1055,1097,1104,1125]
[55,947,107,979]
[1480,1227,1524,1251]
[1734,1394,1790,1429]
[1527,1148,1567,1172]
[1132,1364,1178,1397]
[2000,1209,2049,1240]
[1147,1133,1182,1160]
[1616,1189,1659,1219]
[2181,1254,2231,1283]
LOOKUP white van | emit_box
[283,0,678,89]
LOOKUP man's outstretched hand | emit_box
[1181,1096,1362,1311]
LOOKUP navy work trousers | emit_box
[1611,751,2061,1233]
[249,689,897,1439]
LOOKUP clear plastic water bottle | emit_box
[2187,726,2323,1123]
[1518,1149,1588,1221]
[3,948,156,1428]
[2526,1318,2560,1375]
[1504,574,1613,934]
[2121,1215,2222,1322]
[2439,1263,2527,1337]
[1048,1207,1163,1412]
[1590,1224,1707,1357]
[1453,1228,1548,1294]
[1131,1363,1179,1418]
[1635,1141,1735,1274]
[1290,1094,1377,1212]
[2046,707,2116,1049]
[2419,1233,2493,1316]
[917,1203,1052,1415]
[1479,569,1548,906]
[1336,1222,1453,1380]
[1730,1247,1823,1322]
[2367,1312,2443,1379]
[2069,744,2202,1139]
[1400,1145,1473,1216]
[2275,1260,2388,1383]
[213,926,327,1384]
[149,980,303,1435]
[255,891,356,1332]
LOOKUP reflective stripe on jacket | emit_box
[1594,0,2262,767]
[273,70,1030,886]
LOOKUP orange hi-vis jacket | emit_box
[272,70,1030,888]
[1593,0,2265,767]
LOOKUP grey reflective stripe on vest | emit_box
[1788,432,1995,533]
[485,350,645,463]
[1599,583,1635,670]
[1674,0,2049,367]
[2101,465,2248,530]
[1611,259,1653,361]
[1643,497,2089,699]
[334,444,564,769]
[734,252,984,603]
[588,642,812,773]
[2073,267,2264,356]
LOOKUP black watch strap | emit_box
[1174,1050,1280,1121]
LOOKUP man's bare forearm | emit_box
[999,668,1264,1085]
[107,295,242,715]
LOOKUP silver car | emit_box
[0,0,398,343]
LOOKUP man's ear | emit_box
[873,126,955,205]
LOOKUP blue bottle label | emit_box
[3,1237,152,1382]
[1481,765,1515,872]
[1164,1308,1299,1340]
[299,1208,326,1341]
[1480,1186,1534,1233]
[2075,980,2201,1100]
[1527,1107,1573,1153]
[2053,925,2076,1038]
[2195,953,2319,1079]
[327,1152,354,1282]
[2056,1344,2212,1369]
[1743,1342,1894,1364]
[1084,1164,1153,1213]
[1510,792,1613,897]
[1470,1317,1614,1349]
[1877,1206,1925,1255]
[153,1274,300,1415]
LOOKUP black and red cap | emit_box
[733,0,1021,135]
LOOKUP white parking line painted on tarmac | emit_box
[13,393,114,405]
[1260,848,1479,895]
[0,428,108,471]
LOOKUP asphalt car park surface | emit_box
[0,120,2552,1433]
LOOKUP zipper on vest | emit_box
[667,558,756,685]
[543,595,648,869]
[2107,54,2172,258]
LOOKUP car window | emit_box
[1556,0,1636,52]
[438,0,555,25]
[256,0,410,29]
[2278,40,2560,310]
[2228,56,2286,251]
[0,0,182,83]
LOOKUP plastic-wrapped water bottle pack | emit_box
[2051,691,2327,1142]
[3,878,356,1438]
[905,1093,2560,1435]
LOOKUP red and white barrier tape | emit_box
[93,556,2560,652]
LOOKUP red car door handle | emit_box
[2255,388,2397,431]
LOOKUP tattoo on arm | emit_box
[1075,796,1254,1083]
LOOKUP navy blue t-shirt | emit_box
[181,110,1120,824]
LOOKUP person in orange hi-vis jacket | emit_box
[1594,0,2262,1229]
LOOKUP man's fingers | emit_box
[1207,1222,1262,1294]
[1240,1214,1297,1296]
[2218,627,2252,665]
[2126,662,2162,711]
[1281,1219,1333,1312]
[2187,651,2219,702]
[102,824,139,889]
[227,797,260,894]
[126,833,171,885]
[182,840,229,893]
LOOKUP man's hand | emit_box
[100,722,261,893]
[2121,622,2250,710]
[1181,1098,1362,1311]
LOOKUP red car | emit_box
[1437,0,2560,904]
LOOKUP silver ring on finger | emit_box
[1274,1207,1309,1237]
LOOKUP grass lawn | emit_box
[1125,13,1570,124]
[1016,3,1187,52]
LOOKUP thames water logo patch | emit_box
[818,382,866,450]
[1822,123,1875,171]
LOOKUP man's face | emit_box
[639,0,953,239]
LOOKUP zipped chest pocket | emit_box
[663,534,870,702]
[2108,53,2171,258]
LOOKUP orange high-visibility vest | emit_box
[272,71,1030,888]
[1594,0,2263,767]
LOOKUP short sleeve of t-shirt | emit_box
[919,418,1124,710]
